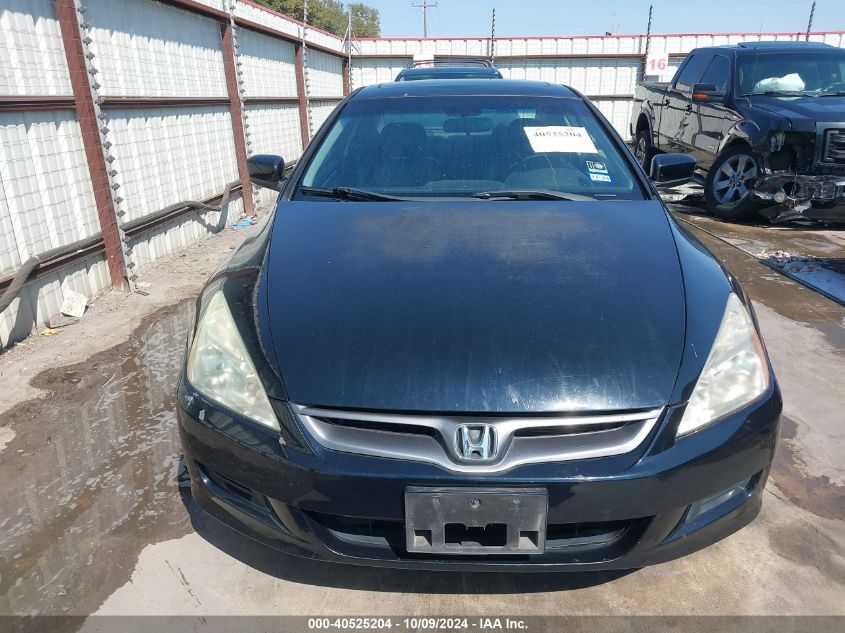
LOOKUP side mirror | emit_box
[247,154,285,190]
[650,153,696,189]
[691,83,727,103]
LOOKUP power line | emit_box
[412,1,437,38]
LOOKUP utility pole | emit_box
[805,1,816,41]
[412,1,437,38]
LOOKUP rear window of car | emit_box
[297,95,644,200]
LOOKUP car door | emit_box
[658,53,711,153]
[688,54,732,169]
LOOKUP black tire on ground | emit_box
[634,128,654,173]
[704,144,762,220]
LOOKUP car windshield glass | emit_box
[296,95,644,200]
[738,50,845,95]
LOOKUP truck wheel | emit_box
[705,145,761,220]
[634,129,654,172]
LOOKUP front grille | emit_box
[293,404,663,473]
[823,129,845,164]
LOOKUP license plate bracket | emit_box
[404,487,547,555]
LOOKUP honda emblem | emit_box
[455,424,496,461]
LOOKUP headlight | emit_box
[187,291,279,430]
[677,292,769,436]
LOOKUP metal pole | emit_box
[489,8,496,65]
[805,1,816,41]
[640,4,653,82]
[302,0,313,138]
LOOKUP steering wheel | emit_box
[504,153,573,177]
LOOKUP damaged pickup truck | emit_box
[631,41,845,222]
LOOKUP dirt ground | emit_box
[0,210,843,621]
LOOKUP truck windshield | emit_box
[738,50,845,95]
[297,95,644,200]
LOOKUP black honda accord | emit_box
[177,79,782,571]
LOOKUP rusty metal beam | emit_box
[0,96,76,111]
[55,0,128,291]
[221,22,254,214]
[243,96,300,105]
[295,44,310,147]
[99,96,231,109]
[343,58,351,95]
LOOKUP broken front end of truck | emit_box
[753,125,845,223]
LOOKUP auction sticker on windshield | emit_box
[523,126,598,154]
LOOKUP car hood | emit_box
[748,94,845,127]
[264,200,685,413]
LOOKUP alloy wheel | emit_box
[635,137,647,167]
[712,153,758,204]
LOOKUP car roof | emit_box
[396,66,503,80]
[352,79,581,100]
[694,41,834,55]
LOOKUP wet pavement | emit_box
[0,219,844,618]
[671,202,845,305]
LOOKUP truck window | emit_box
[699,55,731,92]
[675,54,711,94]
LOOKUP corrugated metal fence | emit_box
[1,0,843,348]
[0,0,346,347]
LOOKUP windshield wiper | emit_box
[472,189,592,201]
[299,186,404,201]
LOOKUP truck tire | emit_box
[634,128,654,173]
[705,145,761,220]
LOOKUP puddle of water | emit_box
[672,208,845,305]
[0,301,195,616]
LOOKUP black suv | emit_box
[632,41,845,221]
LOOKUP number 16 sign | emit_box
[645,52,673,80]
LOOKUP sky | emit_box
[372,0,845,39]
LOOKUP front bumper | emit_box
[753,171,845,222]
[176,382,782,571]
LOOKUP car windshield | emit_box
[738,50,845,95]
[297,95,644,200]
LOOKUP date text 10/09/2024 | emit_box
[307,618,529,630]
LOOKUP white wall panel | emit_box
[129,195,243,273]
[0,254,110,349]
[592,99,635,141]
[350,57,409,88]
[85,0,227,97]
[0,110,99,275]
[233,0,344,53]
[246,103,303,160]
[498,59,639,96]
[191,0,228,10]
[0,0,70,96]
[106,106,239,223]
[306,50,344,97]
[309,101,341,136]
[238,28,298,98]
